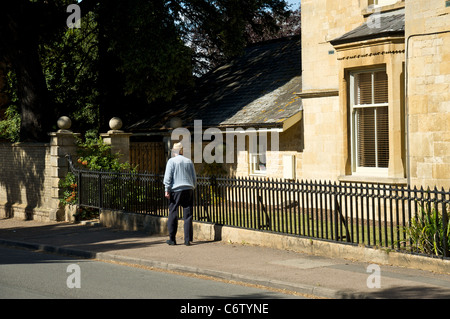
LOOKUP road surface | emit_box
[0,246,303,299]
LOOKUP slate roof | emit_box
[330,8,405,46]
[128,35,302,132]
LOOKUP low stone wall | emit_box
[0,133,80,222]
[100,209,450,275]
[0,122,128,222]
[100,209,218,241]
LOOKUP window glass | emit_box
[249,134,267,175]
[351,69,389,173]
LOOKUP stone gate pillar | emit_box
[48,116,80,221]
[100,117,132,164]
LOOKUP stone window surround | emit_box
[333,36,407,185]
[349,67,390,175]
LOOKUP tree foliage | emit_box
[0,69,20,142]
[0,0,297,141]
[39,10,100,133]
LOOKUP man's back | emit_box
[163,155,197,192]
[163,143,197,246]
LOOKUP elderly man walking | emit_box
[163,142,197,246]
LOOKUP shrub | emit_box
[403,203,450,257]
[0,71,20,143]
[59,133,135,220]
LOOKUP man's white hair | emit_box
[172,142,183,150]
[172,142,183,156]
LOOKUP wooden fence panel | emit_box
[130,142,166,173]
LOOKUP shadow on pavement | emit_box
[0,218,164,258]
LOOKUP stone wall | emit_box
[301,95,343,181]
[0,118,130,222]
[300,0,368,182]
[0,132,80,222]
[0,143,55,221]
[405,0,450,189]
[301,0,368,92]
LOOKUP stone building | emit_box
[130,0,449,188]
[299,0,450,188]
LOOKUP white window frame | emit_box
[370,0,399,8]
[248,133,267,176]
[349,68,389,177]
[250,153,267,175]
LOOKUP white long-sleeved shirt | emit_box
[163,155,197,192]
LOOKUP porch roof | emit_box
[128,36,302,133]
[330,8,405,46]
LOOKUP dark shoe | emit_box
[166,240,176,246]
[184,241,191,246]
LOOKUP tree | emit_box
[245,8,301,44]
[0,0,293,141]
[39,9,100,134]
[94,0,194,131]
[0,1,62,141]
[175,0,294,75]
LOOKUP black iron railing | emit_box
[66,155,450,257]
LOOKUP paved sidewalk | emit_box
[1,218,450,299]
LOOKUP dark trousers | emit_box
[168,189,193,243]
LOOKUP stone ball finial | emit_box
[57,116,71,130]
[169,117,182,129]
[109,117,123,130]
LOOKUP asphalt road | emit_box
[0,246,303,300]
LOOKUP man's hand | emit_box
[165,191,170,199]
